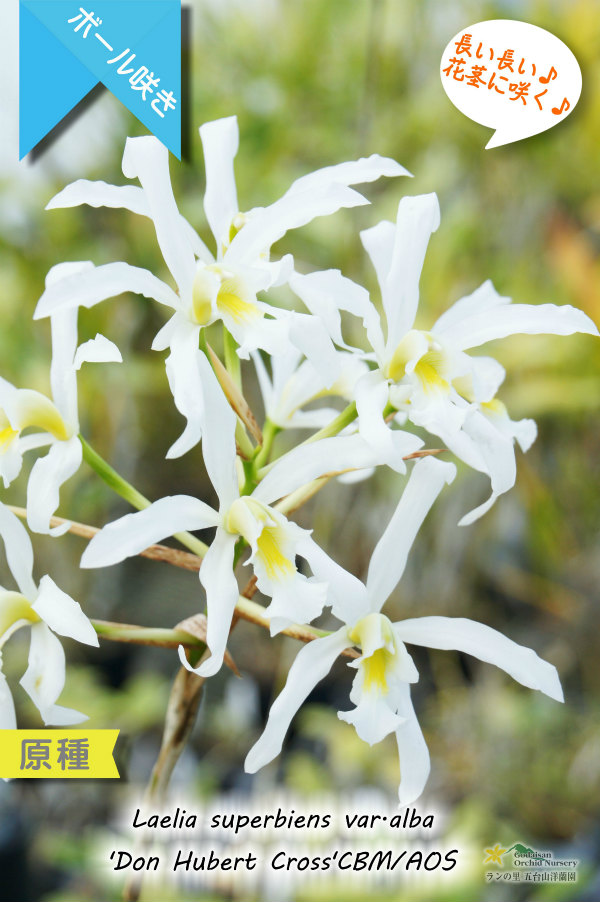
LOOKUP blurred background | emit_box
[1,0,599,899]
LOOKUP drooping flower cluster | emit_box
[2,116,597,804]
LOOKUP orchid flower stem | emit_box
[305,400,358,443]
[253,417,281,470]
[79,436,209,559]
[92,620,207,649]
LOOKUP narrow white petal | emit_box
[180,529,238,677]
[244,629,350,773]
[74,334,122,369]
[462,408,516,494]
[287,313,342,389]
[255,432,421,506]
[360,220,395,295]
[468,355,506,403]
[394,616,564,702]
[289,269,384,360]
[285,155,411,196]
[197,352,239,510]
[49,308,78,427]
[164,325,205,459]
[32,575,98,646]
[227,184,368,265]
[457,491,499,527]
[0,502,37,599]
[297,535,370,625]
[441,303,599,351]
[383,194,441,351]
[20,624,88,725]
[26,436,83,536]
[40,704,88,725]
[47,179,149,214]
[339,692,404,745]
[263,574,327,636]
[432,280,508,334]
[200,117,239,250]
[20,623,65,714]
[394,683,430,807]
[355,371,402,472]
[366,457,456,610]
[81,496,219,568]
[122,136,197,298]
[34,262,181,320]
[46,180,213,263]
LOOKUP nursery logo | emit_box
[441,20,582,149]
[483,841,579,885]
[19,0,181,159]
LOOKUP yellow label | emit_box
[0,730,119,778]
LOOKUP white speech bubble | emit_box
[440,20,582,148]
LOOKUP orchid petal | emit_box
[180,528,238,677]
[360,220,395,295]
[26,436,83,537]
[394,683,430,807]
[439,303,599,351]
[355,371,401,471]
[46,180,213,262]
[285,154,410,196]
[366,457,456,610]
[164,324,204,459]
[289,269,384,360]
[32,575,98,646]
[227,184,368,265]
[393,616,564,702]
[34,262,181,320]
[287,313,342,389]
[295,535,370,623]
[197,352,239,510]
[199,117,239,251]
[432,280,508,334]
[0,503,37,599]
[74,334,122,369]
[255,432,422,505]
[338,692,404,746]
[122,136,197,298]
[21,624,87,725]
[81,496,219,569]
[20,624,62,718]
[383,194,441,352]
[263,574,327,636]
[244,628,350,773]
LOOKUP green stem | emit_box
[80,436,209,559]
[305,400,358,443]
[92,620,206,649]
[253,418,281,470]
[80,436,150,510]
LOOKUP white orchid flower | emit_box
[252,347,368,432]
[0,264,121,535]
[0,503,98,726]
[292,194,599,521]
[34,116,409,458]
[244,456,563,806]
[81,351,423,675]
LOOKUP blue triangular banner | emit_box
[20,1,181,159]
